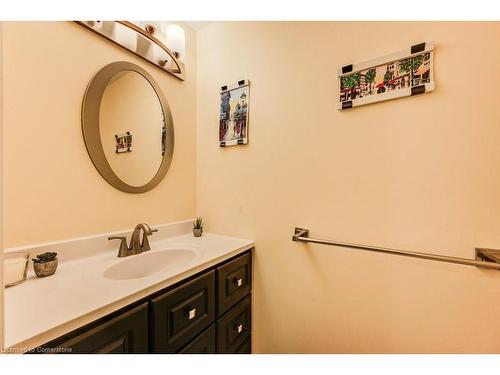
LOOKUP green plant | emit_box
[32,252,57,263]
[193,217,203,229]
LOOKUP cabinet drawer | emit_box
[150,270,215,353]
[178,324,216,354]
[216,295,251,353]
[42,302,148,354]
[217,252,252,316]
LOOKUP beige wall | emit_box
[2,22,197,247]
[197,22,500,353]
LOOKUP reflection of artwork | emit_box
[338,42,434,109]
[219,80,249,147]
[161,125,166,156]
[115,132,132,153]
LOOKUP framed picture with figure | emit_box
[115,132,132,153]
[219,80,250,147]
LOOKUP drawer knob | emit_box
[235,323,244,334]
[234,278,243,287]
[187,308,196,320]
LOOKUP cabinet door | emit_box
[217,252,252,316]
[150,270,215,353]
[43,302,148,354]
[216,295,251,353]
[234,337,251,354]
[178,324,216,354]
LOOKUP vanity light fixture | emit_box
[75,21,185,80]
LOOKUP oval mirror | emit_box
[82,61,174,193]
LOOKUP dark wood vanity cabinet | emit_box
[38,250,252,354]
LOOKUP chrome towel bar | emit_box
[292,227,500,270]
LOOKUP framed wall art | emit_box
[115,132,132,153]
[337,41,434,110]
[219,80,250,147]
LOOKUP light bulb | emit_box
[165,24,185,61]
[114,22,137,51]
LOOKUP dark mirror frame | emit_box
[82,61,174,194]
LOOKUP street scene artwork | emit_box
[115,132,132,153]
[219,81,249,146]
[339,52,432,106]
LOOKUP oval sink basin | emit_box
[103,249,197,280]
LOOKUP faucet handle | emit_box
[141,229,157,252]
[108,236,130,258]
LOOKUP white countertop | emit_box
[4,230,253,351]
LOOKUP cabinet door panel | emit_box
[234,336,251,354]
[150,270,215,353]
[217,295,251,353]
[217,252,252,316]
[41,302,148,354]
[178,324,216,354]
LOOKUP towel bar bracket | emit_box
[476,248,500,264]
[292,227,500,271]
[292,227,309,241]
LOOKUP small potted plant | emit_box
[32,252,58,278]
[193,217,203,237]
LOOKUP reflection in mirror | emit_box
[99,71,165,187]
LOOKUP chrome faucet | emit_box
[108,223,158,258]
